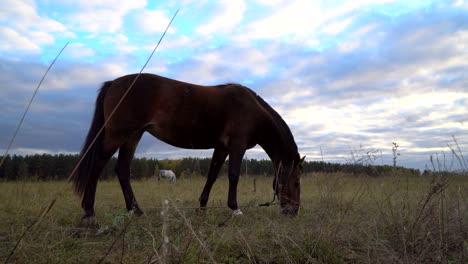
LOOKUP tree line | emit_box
[0,154,421,181]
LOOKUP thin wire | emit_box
[4,9,179,264]
[0,42,69,169]
[145,201,279,212]
[2,42,69,264]
[66,8,180,190]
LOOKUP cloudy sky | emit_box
[1,0,467,172]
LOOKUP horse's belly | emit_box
[146,123,219,150]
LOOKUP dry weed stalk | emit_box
[236,229,256,264]
[271,231,296,264]
[170,200,217,264]
[447,135,467,173]
[97,213,133,264]
[284,235,315,264]
[412,176,448,232]
[130,219,161,263]
[161,200,170,264]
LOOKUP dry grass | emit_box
[0,173,466,263]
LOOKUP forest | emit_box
[0,154,421,181]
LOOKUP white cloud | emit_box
[196,0,246,35]
[245,5,468,169]
[242,0,322,41]
[134,10,172,34]
[234,48,272,75]
[5,147,58,156]
[254,0,289,6]
[69,10,124,33]
[452,0,468,8]
[28,30,55,45]
[64,0,146,34]
[283,88,468,167]
[60,0,144,9]
[171,60,223,84]
[156,35,199,51]
[1,0,467,171]
[197,45,274,76]
[98,34,140,54]
[322,17,354,35]
[0,0,73,52]
[337,40,361,53]
[66,42,96,58]
[234,0,405,44]
[354,23,377,36]
[0,26,40,51]
[38,62,127,90]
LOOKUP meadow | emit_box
[0,172,466,263]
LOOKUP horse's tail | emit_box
[73,81,113,195]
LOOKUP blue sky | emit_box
[1,0,467,172]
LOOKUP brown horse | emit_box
[73,73,303,220]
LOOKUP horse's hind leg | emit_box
[81,137,121,220]
[115,131,144,216]
[199,147,228,208]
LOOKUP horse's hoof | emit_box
[132,208,145,217]
[197,207,207,215]
[232,209,243,216]
[81,215,97,226]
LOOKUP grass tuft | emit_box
[0,173,466,263]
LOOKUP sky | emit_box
[1,0,467,172]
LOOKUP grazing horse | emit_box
[158,169,176,182]
[73,73,304,220]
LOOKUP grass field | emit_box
[0,173,467,263]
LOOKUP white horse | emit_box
[158,170,176,182]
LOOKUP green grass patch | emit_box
[0,173,467,263]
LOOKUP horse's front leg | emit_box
[199,147,228,208]
[227,146,246,216]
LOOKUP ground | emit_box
[0,173,466,263]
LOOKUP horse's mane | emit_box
[217,83,298,156]
[218,82,240,88]
[244,87,298,155]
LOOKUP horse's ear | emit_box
[300,156,306,164]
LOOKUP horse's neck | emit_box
[257,116,296,168]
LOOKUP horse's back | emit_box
[102,73,266,149]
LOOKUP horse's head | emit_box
[274,155,305,216]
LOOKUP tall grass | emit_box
[0,173,466,263]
